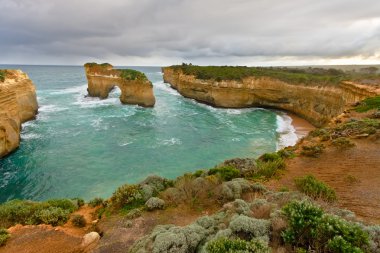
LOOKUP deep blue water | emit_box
[0,65,296,202]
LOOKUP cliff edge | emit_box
[84,63,155,107]
[163,65,380,127]
[0,70,38,158]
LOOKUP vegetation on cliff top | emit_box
[168,63,380,85]
[84,63,148,81]
[0,70,6,82]
[119,69,148,81]
[355,96,380,112]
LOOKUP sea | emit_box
[0,65,299,202]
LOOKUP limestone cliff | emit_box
[162,67,379,127]
[84,63,155,107]
[0,70,38,158]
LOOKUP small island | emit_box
[84,63,156,107]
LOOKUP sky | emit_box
[1,0,380,66]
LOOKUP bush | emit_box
[295,175,337,202]
[119,69,148,81]
[145,197,165,211]
[71,214,86,228]
[336,118,379,136]
[110,184,143,209]
[310,128,331,141]
[0,199,78,228]
[255,158,285,180]
[355,96,380,112]
[206,237,270,253]
[331,137,355,149]
[282,201,369,252]
[300,144,325,157]
[88,197,104,207]
[72,198,85,208]
[0,228,9,246]
[0,70,6,82]
[209,166,240,181]
[33,207,70,226]
[229,215,270,239]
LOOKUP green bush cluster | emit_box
[331,137,355,149]
[337,118,379,136]
[255,153,286,180]
[84,62,112,68]
[0,199,78,227]
[0,70,6,82]
[170,64,347,85]
[282,201,369,252]
[71,214,86,227]
[355,96,380,112]
[206,237,270,253]
[119,69,148,81]
[0,228,9,247]
[110,184,143,209]
[88,197,104,207]
[209,166,240,181]
[295,175,337,202]
[300,144,325,157]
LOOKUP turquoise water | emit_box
[0,65,296,202]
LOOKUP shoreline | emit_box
[288,112,316,139]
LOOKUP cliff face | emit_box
[84,64,155,107]
[0,70,38,157]
[162,68,379,127]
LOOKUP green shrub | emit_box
[259,152,281,162]
[0,70,6,82]
[295,175,337,202]
[255,158,285,180]
[282,201,369,252]
[206,237,270,253]
[310,128,331,141]
[72,198,85,208]
[337,118,379,136]
[277,149,296,158]
[110,184,143,209]
[0,199,78,228]
[209,166,240,181]
[0,228,9,246]
[331,137,355,149]
[355,96,380,112]
[88,197,104,207]
[71,214,86,228]
[119,69,148,81]
[300,144,325,157]
[193,169,205,178]
[33,207,70,226]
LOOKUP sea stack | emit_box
[0,70,38,157]
[84,63,155,107]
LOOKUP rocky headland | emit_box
[162,65,380,127]
[84,63,155,107]
[0,70,38,158]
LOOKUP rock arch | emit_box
[84,63,155,107]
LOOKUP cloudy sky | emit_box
[1,0,380,66]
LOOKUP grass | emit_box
[169,64,348,85]
[331,137,355,149]
[71,214,86,228]
[0,70,6,82]
[300,144,325,157]
[0,228,9,247]
[254,152,286,180]
[294,175,337,202]
[119,69,148,81]
[208,166,240,181]
[355,96,380,112]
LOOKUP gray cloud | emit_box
[0,0,379,65]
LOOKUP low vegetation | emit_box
[0,199,80,228]
[300,144,325,157]
[0,70,6,82]
[206,237,270,253]
[331,137,356,149]
[295,175,337,202]
[119,69,148,81]
[355,96,380,112]
[170,64,347,85]
[71,214,86,228]
[282,200,369,252]
[0,228,9,247]
[208,166,240,181]
[88,197,104,207]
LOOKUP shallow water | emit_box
[0,65,297,202]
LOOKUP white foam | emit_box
[119,141,133,146]
[21,133,41,140]
[38,104,69,113]
[158,138,182,146]
[50,84,88,95]
[276,114,298,150]
[154,81,181,96]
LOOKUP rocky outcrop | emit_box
[162,67,380,127]
[0,70,38,158]
[84,63,155,107]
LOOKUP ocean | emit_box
[0,65,298,202]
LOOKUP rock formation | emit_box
[84,63,155,107]
[162,67,379,127]
[0,70,38,158]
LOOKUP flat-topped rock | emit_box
[84,63,155,107]
[0,69,38,158]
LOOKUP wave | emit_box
[50,84,88,95]
[21,133,42,140]
[38,104,69,113]
[157,138,182,146]
[276,114,298,150]
[154,81,181,96]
